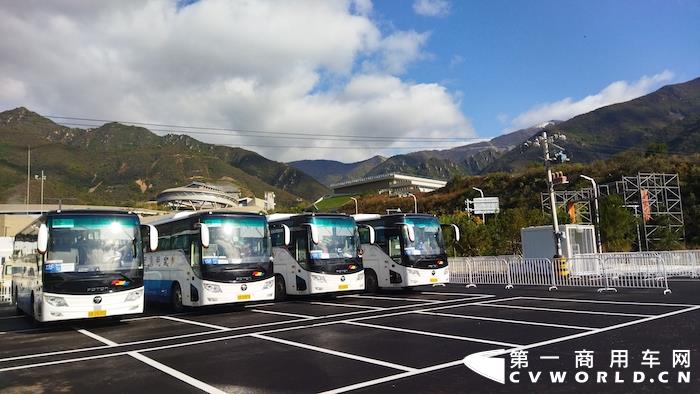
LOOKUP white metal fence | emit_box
[0,281,11,304]
[450,252,678,294]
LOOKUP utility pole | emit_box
[349,197,358,215]
[35,170,46,213]
[580,175,602,253]
[26,146,31,214]
[472,187,485,223]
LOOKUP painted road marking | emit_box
[249,309,315,319]
[309,301,383,310]
[343,321,520,347]
[518,296,699,308]
[338,294,439,303]
[159,315,229,331]
[415,311,596,331]
[472,302,653,317]
[251,333,417,372]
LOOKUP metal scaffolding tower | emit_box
[622,173,685,250]
[541,189,593,225]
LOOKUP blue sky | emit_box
[372,0,700,136]
[2,0,699,162]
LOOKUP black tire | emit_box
[364,270,379,293]
[171,282,183,312]
[30,292,40,325]
[274,275,287,302]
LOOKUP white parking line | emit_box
[472,303,652,317]
[322,305,700,393]
[251,333,417,372]
[319,359,465,394]
[129,352,228,394]
[74,327,227,394]
[75,329,118,346]
[338,294,438,303]
[343,321,520,347]
[159,315,229,331]
[0,295,493,365]
[518,296,699,308]
[309,301,384,310]
[415,311,596,331]
[420,292,495,297]
[250,309,315,319]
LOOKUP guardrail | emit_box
[450,253,673,294]
[576,251,700,278]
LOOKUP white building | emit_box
[331,173,447,195]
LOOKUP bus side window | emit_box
[293,231,308,262]
[388,235,401,259]
[358,227,371,244]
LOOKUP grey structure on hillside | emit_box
[331,173,447,195]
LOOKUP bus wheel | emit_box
[274,275,287,302]
[30,292,40,324]
[364,270,379,293]
[171,282,183,312]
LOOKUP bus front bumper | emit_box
[405,266,449,286]
[199,277,275,305]
[308,271,365,294]
[40,288,144,322]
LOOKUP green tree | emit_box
[599,195,638,251]
[649,215,682,251]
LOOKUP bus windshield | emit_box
[202,216,270,265]
[401,217,445,258]
[46,215,141,273]
[308,217,358,260]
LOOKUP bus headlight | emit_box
[203,283,222,293]
[125,289,143,302]
[357,272,364,281]
[262,279,274,290]
[45,296,68,307]
[408,269,421,277]
[310,274,327,283]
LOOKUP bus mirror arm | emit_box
[148,225,159,252]
[451,224,460,242]
[282,224,291,246]
[197,223,210,248]
[37,223,49,254]
[303,224,320,244]
[399,223,415,243]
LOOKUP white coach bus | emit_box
[354,213,459,291]
[12,210,158,322]
[145,211,275,310]
[268,213,365,299]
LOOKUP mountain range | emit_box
[0,109,329,207]
[290,77,700,185]
[1,77,699,207]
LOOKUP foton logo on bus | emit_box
[93,296,102,304]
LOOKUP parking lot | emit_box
[1,283,699,393]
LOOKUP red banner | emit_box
[641,189,652,222]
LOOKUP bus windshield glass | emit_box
[401,217,445,258]
[308,217,357,260]
[46,215,141,273]
[202,216,269,265]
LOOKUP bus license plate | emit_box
[338,284,349,290]
[430,277,438,283]
[88,310,107,318]
[237,294,251,301]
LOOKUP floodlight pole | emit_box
[540,131,563,258]
[472,187,485,223]
[580,175,602,253]
[34,170,46,213]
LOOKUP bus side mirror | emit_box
[403,224,415,243]
[199,223,210,248]
[305,224,320,244]
[282,224,291,246]
[37,223,49,254]
[148,225,159,252]
[451,224,460,242]
[359,225,375,244]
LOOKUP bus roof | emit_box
[144,209,265,227]
[267,212,352,224]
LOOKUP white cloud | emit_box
[0,0,473,162]
[506,71,674,131]
[413,0,450,17]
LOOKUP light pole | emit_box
[472,187,485,223]
[349,197,358,215]
[580,175,602,253]
[400,193,417,213]
[34,170,46,213]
